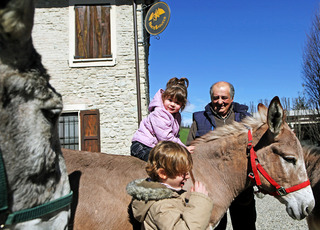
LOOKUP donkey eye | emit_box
[283,156,296,165]
[41,108,61,124]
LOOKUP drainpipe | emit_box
[133,0,142,125]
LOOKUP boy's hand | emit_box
[186,145,195,153]
[191,181,208,196]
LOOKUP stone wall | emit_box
[33,0,150,155]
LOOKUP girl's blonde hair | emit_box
[162,77,189,111]
[146,141,193,181]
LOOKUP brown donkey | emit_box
[304,145,320,230]
[64,96,314,229]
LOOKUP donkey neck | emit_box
[192,131,253,225]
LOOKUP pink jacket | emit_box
[132,89,186,148]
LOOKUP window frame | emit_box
[69,0,117,67]
[59,112,80,150]
[59,109,101,152]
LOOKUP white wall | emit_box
[33,0,150,155]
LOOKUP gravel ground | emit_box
[226,195,309,230]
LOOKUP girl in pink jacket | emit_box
[131,77,194,161]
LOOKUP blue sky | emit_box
[148,0,320,126]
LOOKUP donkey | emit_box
[64,96,314,229]
[0,0,72,228]
[189,97,314,225]
[304,145,320,230]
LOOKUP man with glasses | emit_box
[186,81,256,230]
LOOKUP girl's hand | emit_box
[190,181,208,196]
[186,145,195,154]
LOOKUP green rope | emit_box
[0,149,8,212]
[5,191,73,226]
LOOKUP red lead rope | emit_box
[247,130,310,196]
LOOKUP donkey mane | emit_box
[303,145,320,157]
[303,145,320,230]
[192,115,265,145]
[1,69,52,100]
[303,145,320,184]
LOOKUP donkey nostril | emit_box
[305,206,312,215]
[304,206,312,217]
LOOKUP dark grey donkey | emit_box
[0,0,72,229]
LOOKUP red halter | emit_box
[247,130,310,196]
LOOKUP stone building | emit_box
[33,0,157,155]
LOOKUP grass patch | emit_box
[179,127,190,145]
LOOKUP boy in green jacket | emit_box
[127,141,213,230]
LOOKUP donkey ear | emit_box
[267,96,284,137]
[257,103,267,121]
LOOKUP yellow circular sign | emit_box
[145,2,171,35]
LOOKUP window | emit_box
[59,110,101,152]
[75,5,111,59]
[59,113,79,150]
[69,2,116,67]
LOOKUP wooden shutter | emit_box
[75,5,111,59]
[80,109,101,152]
